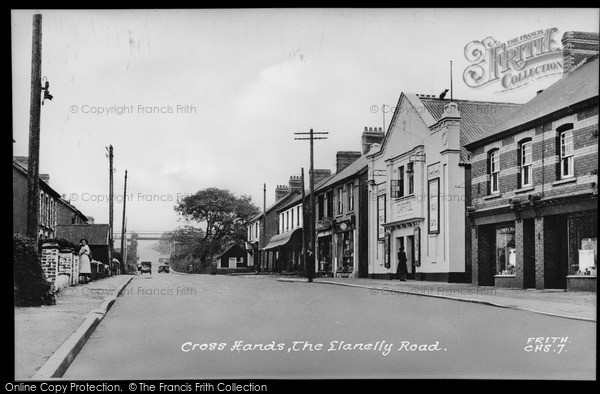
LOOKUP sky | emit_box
[11,8,599,234]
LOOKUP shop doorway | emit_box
[406,235,416,279]
[523,219,536,289]
[477,225,496,286]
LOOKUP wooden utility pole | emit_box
[26,14,42,249]
[120,169,128,274]
[300,168,307,277]
[261,183,266,274]
[108,145,114,266]
[294,128,329,282]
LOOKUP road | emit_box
[63,272,596,380]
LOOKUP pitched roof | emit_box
[417,97,523,162]
[214,243,244,259]
[58,198,88,220]
[249,190,301,222]
[467,57,599,147]
[12,159,61,198]
[55,224,110,246]
[275,172,338,212]
[315,155,368,191]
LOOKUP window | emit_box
[496,226,516,275]
[398,166,405,197]
[326,191,333,217]
[377,194,386,239]
[520,140,532,187]
[279,213,284,234]
[560,129,574,178]
[297,206,302,227]
[347,182,354,211]
[317,195,324,220]
[286,211,290,231]
[337,187,343,214]
[291,209,294,229]
[489,150,500,194]
[407,163,414,195]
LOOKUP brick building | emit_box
[13,157,61,239]
[246,170,332,273]
[312,150,369,278]
[465,42,598,291]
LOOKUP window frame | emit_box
[560,129,574,178]
[489,149,500,194]
[519,139,533,187]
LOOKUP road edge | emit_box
[30,276,133,380]
[276,277,596,323]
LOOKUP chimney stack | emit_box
[312,169,332,186]
[288,175,303,193]
[361,127,385,155]
[275,185,290,201]
[562,31,599,75]
[336,151,362,173]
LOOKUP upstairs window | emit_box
[488,149,500,194]
[560,129,574,178]
[519,140,532,187]
[337,187,343,215]
[407,162,414,195]
[347,182,354,211]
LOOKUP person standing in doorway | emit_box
[79,239,92,283]
[397,246,408,281]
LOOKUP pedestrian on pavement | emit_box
[396,246,408,281]
[78,239,93,283]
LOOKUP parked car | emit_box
[141,261,152,275]
[158,264,169,273]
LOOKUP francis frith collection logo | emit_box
[463,28,563,92]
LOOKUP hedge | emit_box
[14,234,55,306]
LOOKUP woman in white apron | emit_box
[79,238,92,283]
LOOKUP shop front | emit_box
[333,220,356,277]
[473,194,597,290]
[263,228,303,273]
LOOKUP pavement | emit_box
[14,274,133,380]
[276,276,597,322]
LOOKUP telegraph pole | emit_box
[26,14,42,249]
[300,168,307,277]
[261,182,266,274]
[107,145,114,266]
[120,169,128,274]
[294,128,329,282]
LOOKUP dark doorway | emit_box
[477,225,495,286]
[407,235,416,279]
[544,215,568,289]
[523,218,536,289]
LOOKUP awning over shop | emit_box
[264,228,302,250]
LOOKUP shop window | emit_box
[568,214,597,276]
[496,226,516,275]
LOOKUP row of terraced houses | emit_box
[245,31,598,291]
